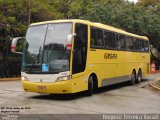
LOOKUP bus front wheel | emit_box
[130,70,136,85]
[86,76,94,96]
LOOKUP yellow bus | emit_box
[12,19,150,96]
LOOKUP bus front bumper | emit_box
[22,80,74,94]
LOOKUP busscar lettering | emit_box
[104,53,117,59]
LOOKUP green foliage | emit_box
[84,0,160,50]
[0,0,159,50]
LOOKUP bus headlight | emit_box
[56,75,71,82]
[22,76,28,81]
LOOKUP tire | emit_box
[130,70,136,85]
[86,76,94,96]
[137,70,142,83]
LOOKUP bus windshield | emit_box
[23,23,72,74]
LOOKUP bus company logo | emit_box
[104,53,117,59]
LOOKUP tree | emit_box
[137,0,160,7]
[137,0,160,50]
[83,0,160,50]
[0,0,159,51]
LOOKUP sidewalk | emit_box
[0,77,21,81]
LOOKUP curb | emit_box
[149,78,160,91]
[0,77,21,81]
[149,83,160,91]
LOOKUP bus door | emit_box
[72,23,88,76]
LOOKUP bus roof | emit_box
[30,19,148,40]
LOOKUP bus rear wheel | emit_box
[86,76,94,96]
[130,70,136,85]
[137,70,142,83]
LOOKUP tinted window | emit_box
[144,41,149,52]
[133,38,139,50]
[91,26,149,53]
[116,34,125,49]
[104,31,115,48]
[125,37,133,50]
[97,29,104,46]
[91,27,104,48]
[139,40,144,51]
[91,28,97,46]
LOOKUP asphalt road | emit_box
[0,74,160,115]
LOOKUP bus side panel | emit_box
[71,72,89,93]
[141,52,150,77]
[88,49,117,87]
[88,49,150,87]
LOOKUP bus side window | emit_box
[104,31,109,48]
[91,27,104,48]
[111,33,116,48]
[139,40,144,51]
[106,32,115,49]
[133,38,139,50]
[115,34,119,48]
[125,36,133,50]
[91,28,96,47]
[144,41,149,52]
[116,34,125,49]
[96,29,104,47]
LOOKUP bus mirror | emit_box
[11,37,25,54]
[66,33,76,50]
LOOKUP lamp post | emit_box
[27,0,31,26]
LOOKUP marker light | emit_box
[66,44,72,50]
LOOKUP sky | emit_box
[128,0,138,3]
